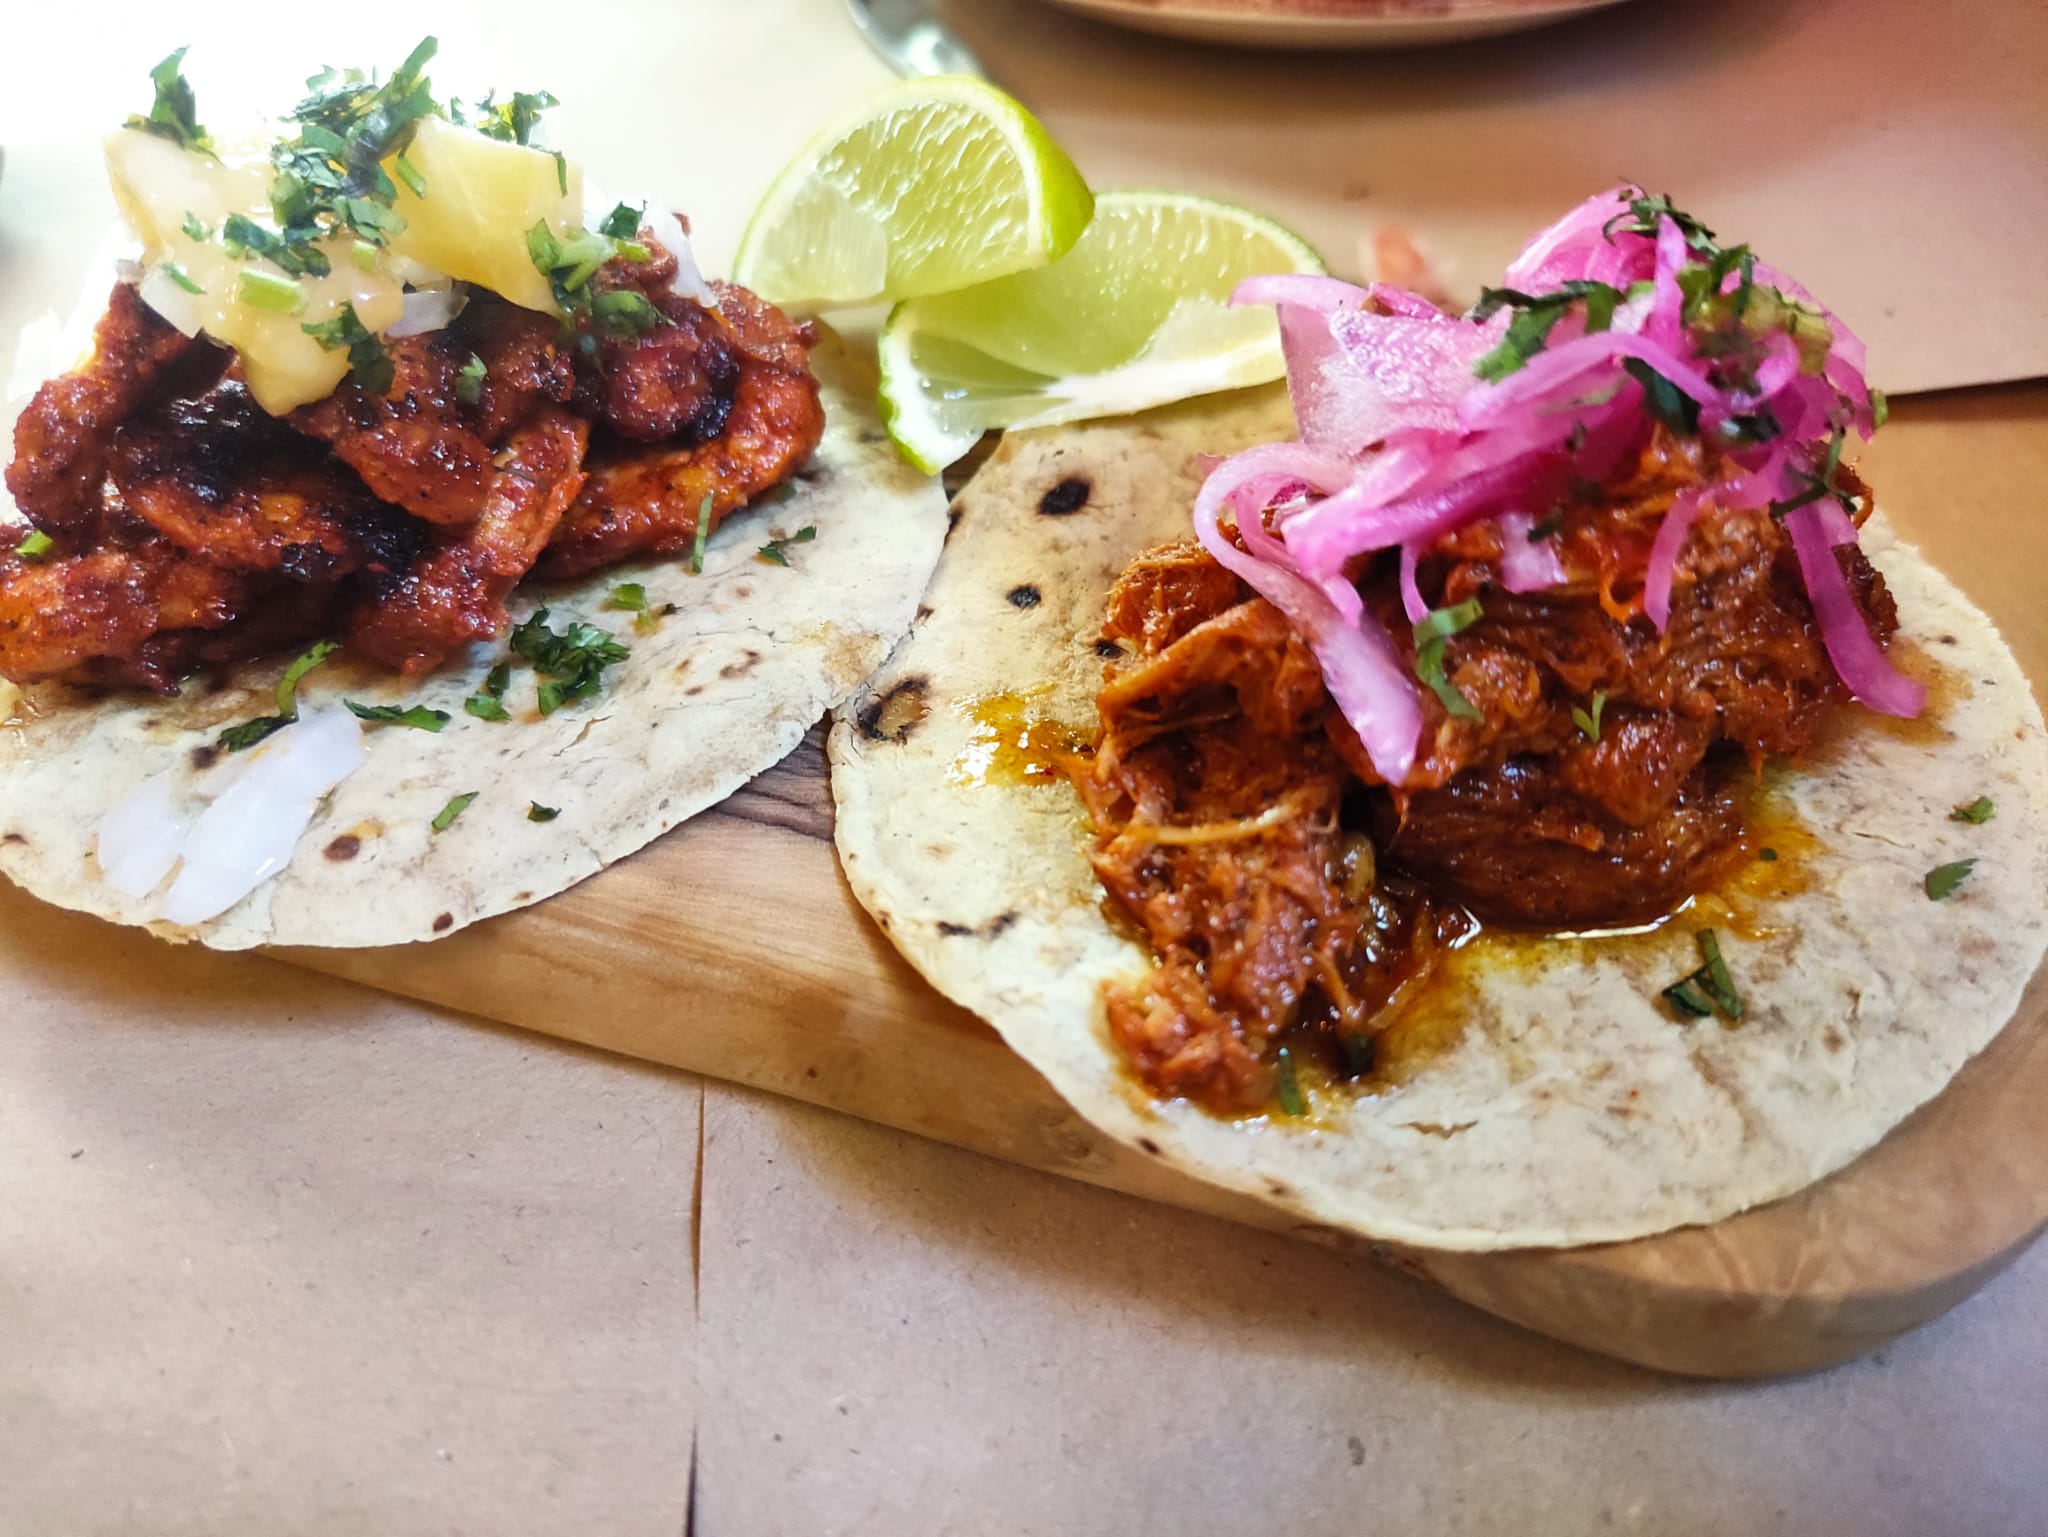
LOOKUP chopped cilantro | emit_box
[179,212,210,242]
[590,289,662,337]
[1950,796,1995,825]
[454,352,487,407]
[217,641,337,750]
[1273,1046,1307,1118]
[217,715,294,753]
[432,791,478,833]
[1411,599,1484,721]
[222,212,329,278]
[454,88,558,146]
[1470,281,1624,381]
[275,640,340,715]
[238,269,306,315]
[690,496,714,574]
[463,695,511,722]
[1924,859,1976,901]
[159,260,203,295]
[1660,929,1742,1022]
[392,151,426,199]
[302,303,394,395]
[14,529,55,562]
[508,608,629,716]
[1571,688,1607,743]
[481,661,511,697]
[126,47,213,154]
[1621,358,1700,436]
[344,701,450,732]
[757,526,818,567]
[603,583,648,613]
[527,802,560,823]
[597,201,645,240]
[1604,191,1717,252]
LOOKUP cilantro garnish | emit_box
[463,695,510,722]
[1767,428,1853,518]
[1273,1046,1307,1118]
[345,701,450,732]
[276,37,439,247]
[757,526,818,567]
[508,608,630,716]
[527,803,560,823]
[1924,859,1976,900]
[1620,358,1700,437]
[1571,688,1607,744]
[432,791,478,833]
[690,496,714,574]
[527,220,662,330]
[238,269,306,315]
[222,213,329,279]
[597,201,645,241]
[216,716,295,754]
[1470,281,1623,382]
[1661,929,1742,1022]
[14,529,55,562]
[302,303,395,395]
[126,47,213,154]
[217,640,339,751]
[454,88,558,146]
[159,261,203,295]
[1603,191,1717,252]
[454,353,487,407]
[1411,599,1483,721]
[603,583,648,613]
[1950,796,1995,825]
[179,212,210,242]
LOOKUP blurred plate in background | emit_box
[1034,0,1638,48]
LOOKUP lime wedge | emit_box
[877,191,1327,473]
[732,76,1094,310]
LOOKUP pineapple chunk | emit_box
[104,129,403,413]
[388,116,582,314]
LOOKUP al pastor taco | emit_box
[0,41,945,948]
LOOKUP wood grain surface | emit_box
[286,386,2048,1378]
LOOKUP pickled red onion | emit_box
[1196,185,1918,784]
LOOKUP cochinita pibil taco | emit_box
[831,189,2048,1250]
[0,40,944,948]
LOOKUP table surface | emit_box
[4,1,2048,1532]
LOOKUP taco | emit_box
[0,41,945,948]
[830,190,2048,1250]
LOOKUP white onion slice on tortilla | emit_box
[154,708,368,925]
[95,772,192,897]
[644,207,716,307]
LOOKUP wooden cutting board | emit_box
[286,386,2048,1378]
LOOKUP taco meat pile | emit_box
[0,240,822,690]
[1073,429,1897,1114]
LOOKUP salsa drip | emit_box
[1070,433,1897,1117]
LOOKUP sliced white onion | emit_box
[95,772,192,898]
[644,207,716,307]
[388,284,467,338]
[136,263,206,338]
[159,708,368,926]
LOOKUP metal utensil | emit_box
[843,0,985,76]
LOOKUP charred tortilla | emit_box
[828,388,2048,1250]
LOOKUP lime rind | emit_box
[878,190,1327,473]
[733,75,1094,310]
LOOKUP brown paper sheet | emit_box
[697,1085,2048,1537]
[3,3,2048,1530]
[0,884,702,1537]
[940,0,2048,395]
